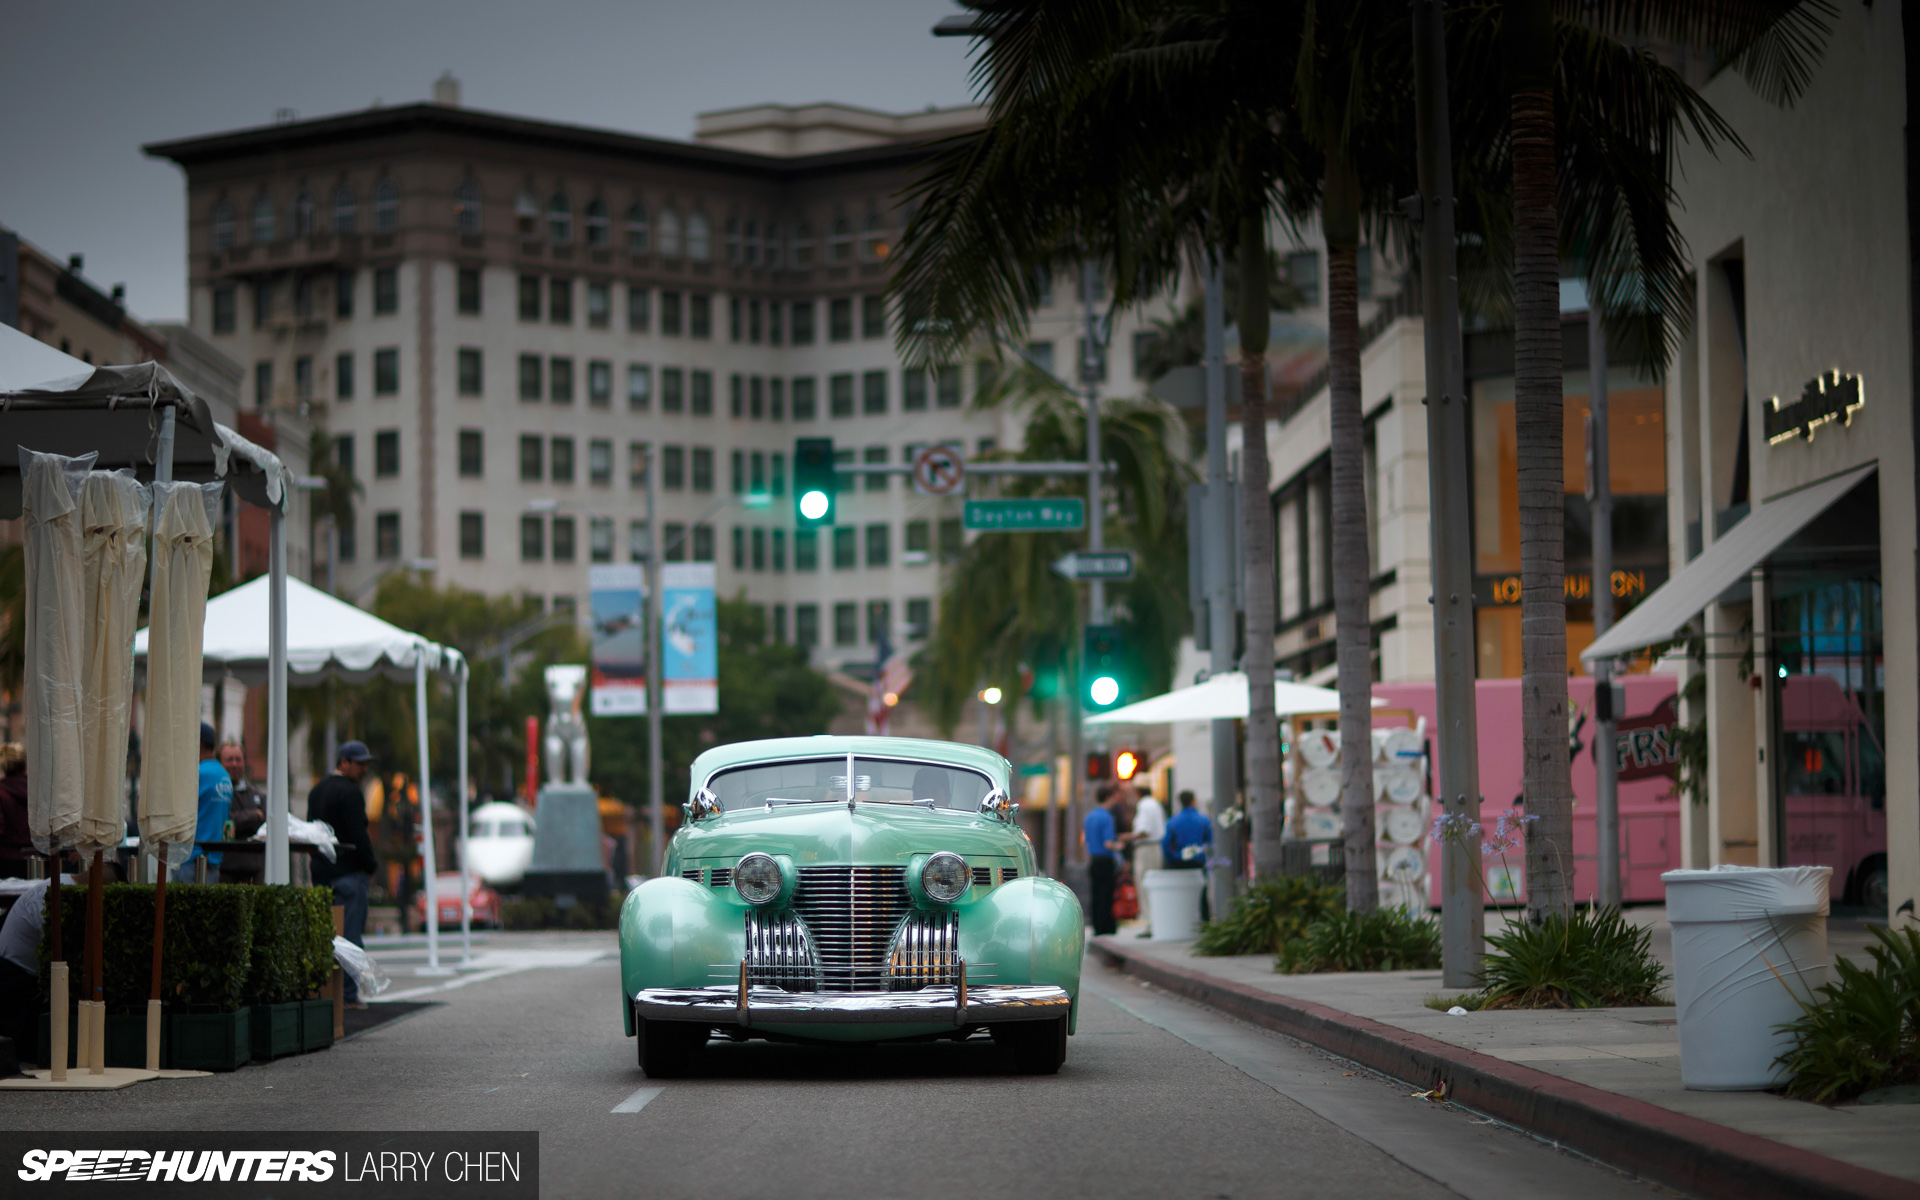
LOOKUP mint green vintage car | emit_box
[620,736,1085,1076]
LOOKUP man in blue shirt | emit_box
[1162,790,1213,920]
[1082,783,1122,936]
[174,722,233,883]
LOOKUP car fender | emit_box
[619,876,745,1035]
[958,876,1084,1033]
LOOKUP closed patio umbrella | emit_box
[78,471,147,854]
[139,481,218,864]
[20,448,94,855]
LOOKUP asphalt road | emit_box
[3,932,1675,1200]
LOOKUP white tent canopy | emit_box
[134,575,465,684]
[1084,672,1385,725]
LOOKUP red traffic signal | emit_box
[1113,749,1143,782]
[1084,752,1108,781]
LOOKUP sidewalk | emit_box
[1092,913,1918,1200]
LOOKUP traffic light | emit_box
[1113,748,1143,782]
[794,437,836,526]
[1084,752,1109,781]
[1082,624,1127,712]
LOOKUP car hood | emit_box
[674,801,1027,868]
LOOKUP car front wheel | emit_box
[637,1018,709,1078]
[993,1017,1067,1075]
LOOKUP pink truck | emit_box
[1372,676,1887,909]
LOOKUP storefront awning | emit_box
[1582,463,1877,662]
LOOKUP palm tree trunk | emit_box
[1509,0,1574,922]
[1324,140,1377,912]
[1238,214,1283,879]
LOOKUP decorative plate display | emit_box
[1303,807,1343,840]
[1382,806,1426,846]
[1298,729,1340,769]
[1380,727,1423,762]
[1300,767,1342,808]
[1380,844,1425,881]
[1376,881,1423,913]
[1381,766,1425,805]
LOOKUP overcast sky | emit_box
[1,0,975,323]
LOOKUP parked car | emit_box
[620,736,1083,1077]
[413,873,500,929]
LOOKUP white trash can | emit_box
[1662,864,1830,1090]
[1143,869,1207,941]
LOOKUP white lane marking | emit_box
[377,949,615,1002]
[379,966,525,1002]
[612,1086,664,1113]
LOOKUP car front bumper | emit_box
[632,982,1071,1027]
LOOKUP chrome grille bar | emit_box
[742,909,821,991]
[886,909,959,988]
[790,866,912,992]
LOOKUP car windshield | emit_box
[706,756,995,812]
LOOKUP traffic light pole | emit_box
[1203,255,1241,916]
[1081,261,1106,627]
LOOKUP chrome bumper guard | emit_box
[633,976,1071,1028]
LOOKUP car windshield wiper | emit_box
[762,797,839,807]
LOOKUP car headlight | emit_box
[733,854,783,906]
[921,852,970,904]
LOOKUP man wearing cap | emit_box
[307,742,379,1004]
[174,722,234,883]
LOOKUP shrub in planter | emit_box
[296,886,338,996]
[1277,907,1442,973]
[1194,877,1343,957]
[1470,905,1668,1009]
[172,1007,251,1071]
[245,888,307,1006]
[37,884,254,1012]
[1777,925,1920,1103]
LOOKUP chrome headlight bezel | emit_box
[920,851,971,904]
[733,853,784,906]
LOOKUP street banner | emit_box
[660,562,718,714]
[589,564,647,716]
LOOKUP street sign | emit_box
[1051,550,1134,581]
[911,444,965,496]
[963,498,1085,531]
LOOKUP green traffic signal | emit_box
[793,437,836,527]
[1082,624,1126,712]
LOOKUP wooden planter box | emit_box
[170,1009,251,1071]
[38,1009,170,1070]
[250,1003,302,1061]
[298,998,335,1052]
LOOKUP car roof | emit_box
[687,736,1011,794]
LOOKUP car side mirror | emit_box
[978,788,1013,822]
[686,787,722,822]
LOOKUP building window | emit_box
[730,449,744,494]
[628,519,649,562]
[212,200,236,249]
[662,368,684,412]
[765,222,783,269]
[938,517,964,560]
[336,434,355,478]
[373,177,398,232]
[832,527,857,570]
[686,212,711,260]
[833,602,857,646]
[458,429,483,477]
[585,198,609,247]
[829,373,854,418]
[331,185,357,234]
[335,352,354,400]
[905,519,931,561]
[772,529,786,571]
[458,511,484,559]
[587,359,612,408]
[518,354,542,401]
[336,514,357,562]
[253,279,274,328]
[590,516,614,563]
[770,452,785,496]
[520,515,545,561]
[689,294,712,339]
[293,275,315,322]
[792,377,816,420]
[828,297,853,342]
[796,602,820,646]
[1287,250,1321,307]
[658,209,682,257]
[865,522,890,566]
[750,377,765,420]
[770,378,785,421]
[518,274,540,321]
[861,294,885,339]
[660,290,682,335]
[772,604,787,641]
[834,446,855,493]
[375,512,401,560]
[750,299,763,343]
[548,193,572,244]
[549,277,572,324]
[550,437,575,484]
[373,267,398,314]
[335,269,355,318]
[690,370,713,415]
[552,516,576,562]
[769,301,783,345]
[457,348,483,396]
[373,430,400,477]
[730,374,744,419]
[863,445,888,492]
[866,599,891,644]
[292,355,313,400]
[455,179,481,233]
[663,522,686,561]
[627,285,650,332]
[663,445,685,489]
[731,526,746,569]
[795,530,819,572]
[829,218,853,263]
[374,348,399,395]
[587,281,610,328]
[212,286,236,334]
[519,435,544,481]
[791,300,814,345]
[937,366,962,409]
[903,370,928,412]
[791,221,814,266]
[628,442,649,489]
[549,357,574,404]
[626,202,649,252]
[751,528,766,571]
[906,598,931,640]
[862,371,887,416]
[1077,337,1108,384]
[692,523,715,562]
[726,218,741,266]
[729,297,742,343]
[457,266,482,314]
[588,438,612,486]
[252,194,275,244]
[862,213,889,260]
[691,447,714,492]
[627,364,651,411]
[254,360,272,407]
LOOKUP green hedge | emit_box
[36,884,334,1012]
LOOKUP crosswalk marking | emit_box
[611,1085,664,1113]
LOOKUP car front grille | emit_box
[709,868,732,890]
[789,865,912,991]
[682,868,702,882]
[972,866,993,888]
[1001,867,1018,882]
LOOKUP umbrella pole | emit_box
[47,853,67,1080]
[458,667,471,967]
[87,849,104,1073]
[416,655,445,974]
[266,503,289,884]
[148,841,166,1071]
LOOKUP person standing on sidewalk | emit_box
[308,741,378,1006]
[1082,784,1123,936]
[1127,785,1167,936]
[174,723,232,883]
[1162,790,1213,921]
[219,741,265,840]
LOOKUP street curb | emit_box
[1090,938,1920,1200]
